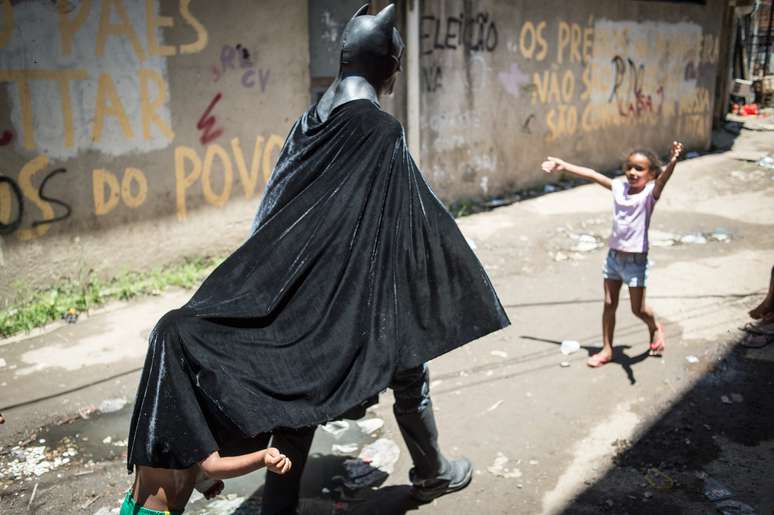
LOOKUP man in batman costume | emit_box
[127,4,509,514]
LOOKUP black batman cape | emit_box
[127,99,510,471]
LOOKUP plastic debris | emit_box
[571,234,602,252]
[758,155,774,170]
[650,231,679,247]
[490,350,508,359]
[560,340,580,355]
[64,307,78,324]
[1,445,78,479]
[487,452,522,478]
[485,400,504,413]
[339,460,388,490]
[559,361,570,368]
[721,395,733,405]
[709,228,732,242]
[102,436,112,444]
[358,438,400,474]
[680,233,708,245]
[321,420,349,439]
[356,418,384,434]
[0,358,6,368]
[686,355,699,364]
[332,443,358,455]
[78,405,97,420]
[714,499,756,514]
[703,476,734,502]
[98,398,127,414]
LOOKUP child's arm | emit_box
[652,141,684,200]
[199,447,291,480]
[541,157,612,190]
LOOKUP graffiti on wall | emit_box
[0,0,284,242]
[514,17,717,143]
[420,7,499,93]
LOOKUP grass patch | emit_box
[0,256,223,339]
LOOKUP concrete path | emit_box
[1,126,773,514]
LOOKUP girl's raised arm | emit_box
[653,141,684,200]
[542,157,612,190]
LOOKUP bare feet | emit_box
[587,351,612,368]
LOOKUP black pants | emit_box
[261,363,447,515]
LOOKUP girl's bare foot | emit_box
[587,351,612,368]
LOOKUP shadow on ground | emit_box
[561,333,774,515]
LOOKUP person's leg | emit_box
[589,279,621,367]
[260,426,316,515]
[629,286,663,354]
[391,364,471,502]
[749,265,774,319]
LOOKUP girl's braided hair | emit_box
[624,149,663,178]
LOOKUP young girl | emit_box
[541,141,684,368]
[122,446,291,514]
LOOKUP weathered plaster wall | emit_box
[0,0,309,302]
[418,0,724,201]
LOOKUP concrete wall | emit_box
[418,0,725,200]
[0,0,309,302]
[0,0,727,305]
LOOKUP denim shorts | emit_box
[602,249,649,287]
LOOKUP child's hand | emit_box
[669,141,684,162]
[541,157,567,174]
[264,447,292,475]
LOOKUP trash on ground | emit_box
[98,398,127,414]
[0,358,6,368]
[358,438,400,474]
[102,436,112,444]
[703,476,734,502]
[339,459,389,490]
[332,443,359,455]
[645,467,674,490]
[490,350,508,359]
[686,355,699,364]
[650,230,679,247]
[485,400,504,413]
[730,393,744,403]
[78,405,97,420]
[758,155,774,170]
[721,395,733,404]
[570,233,602,252]
[356,418,384,434]
[560,361,570,368]
[560,340,580,355]
[680,233,708,245]
[714,499,757,514]
[709,228,732,242]
[487,452,522,478]
[544,184,558,193]
[1,445,78,479]
[64,308,78,324]
[321,420,349,439]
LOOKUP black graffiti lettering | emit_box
[445,17,461,49]
[0,176,23,235]
[420,11,498,55]
[608,55,664,118]
[0,168,72,236]
[32,168,72,228]
[422,65,443,92]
